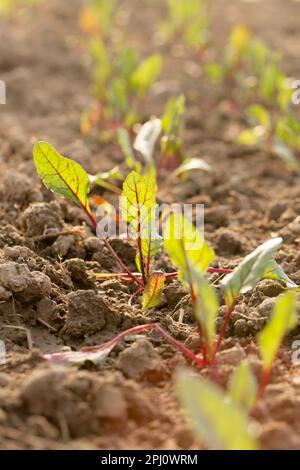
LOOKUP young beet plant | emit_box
[206,25,289,106]
[33,141,296,370]
[81,36,162,137]
[177,290,298,450]
[238,104,300,170]
[160,0,209,51]
[91,95,212,194]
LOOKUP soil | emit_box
[1,0,300,450]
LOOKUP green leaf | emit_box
[194,273,219,360]
[177,371,259,450]
[121,171,157,230]
[221,238,283,307]
[142,273,165,309]
[130,54,162,97]
[117,128,141,172]
[133,118,162,164]
[33,141,91,211]
[263,260,298,288]
[229,360,257,411]
[258,291,298,371]
[170,157,212,178]
[122,171,158,276]
[164,213,215,288]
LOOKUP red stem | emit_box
[134,179,147,285]
[257,367,272,400]
[212,302,235,362]
[85,207,144,287]
[128,287,144,306]
[81,323,204,367]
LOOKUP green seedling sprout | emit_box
[258,290,298,397]
[237,105,300,170]
[90,95,211,192]
[161,0,209,50]
[206,26,290,106]
[89,95,211,193]
[163,213,216,363]
[218,237,283,362]
[82,35,162,137]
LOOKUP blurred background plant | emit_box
[160,0,209,50]
[79,0,162,141]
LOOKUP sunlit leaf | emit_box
[33,141,91,211]
[121,171,157,230]
[142,273,165,309]
[177,371,259,450]
[258,291,297,371]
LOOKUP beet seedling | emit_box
[82,36,162,137]
[79,0,117,38]
[206,26,290,106]
[160,0,209,50]
[237,105,300,170]
[177,292,298,450]
[91,95,211,193]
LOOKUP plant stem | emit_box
[80,323,204,367]
[197,321,208,365]
[128,287,144,306]
[212,302,235,362]
[257,367,272,400]
[84,206,144,287]
[154,324,204,367]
